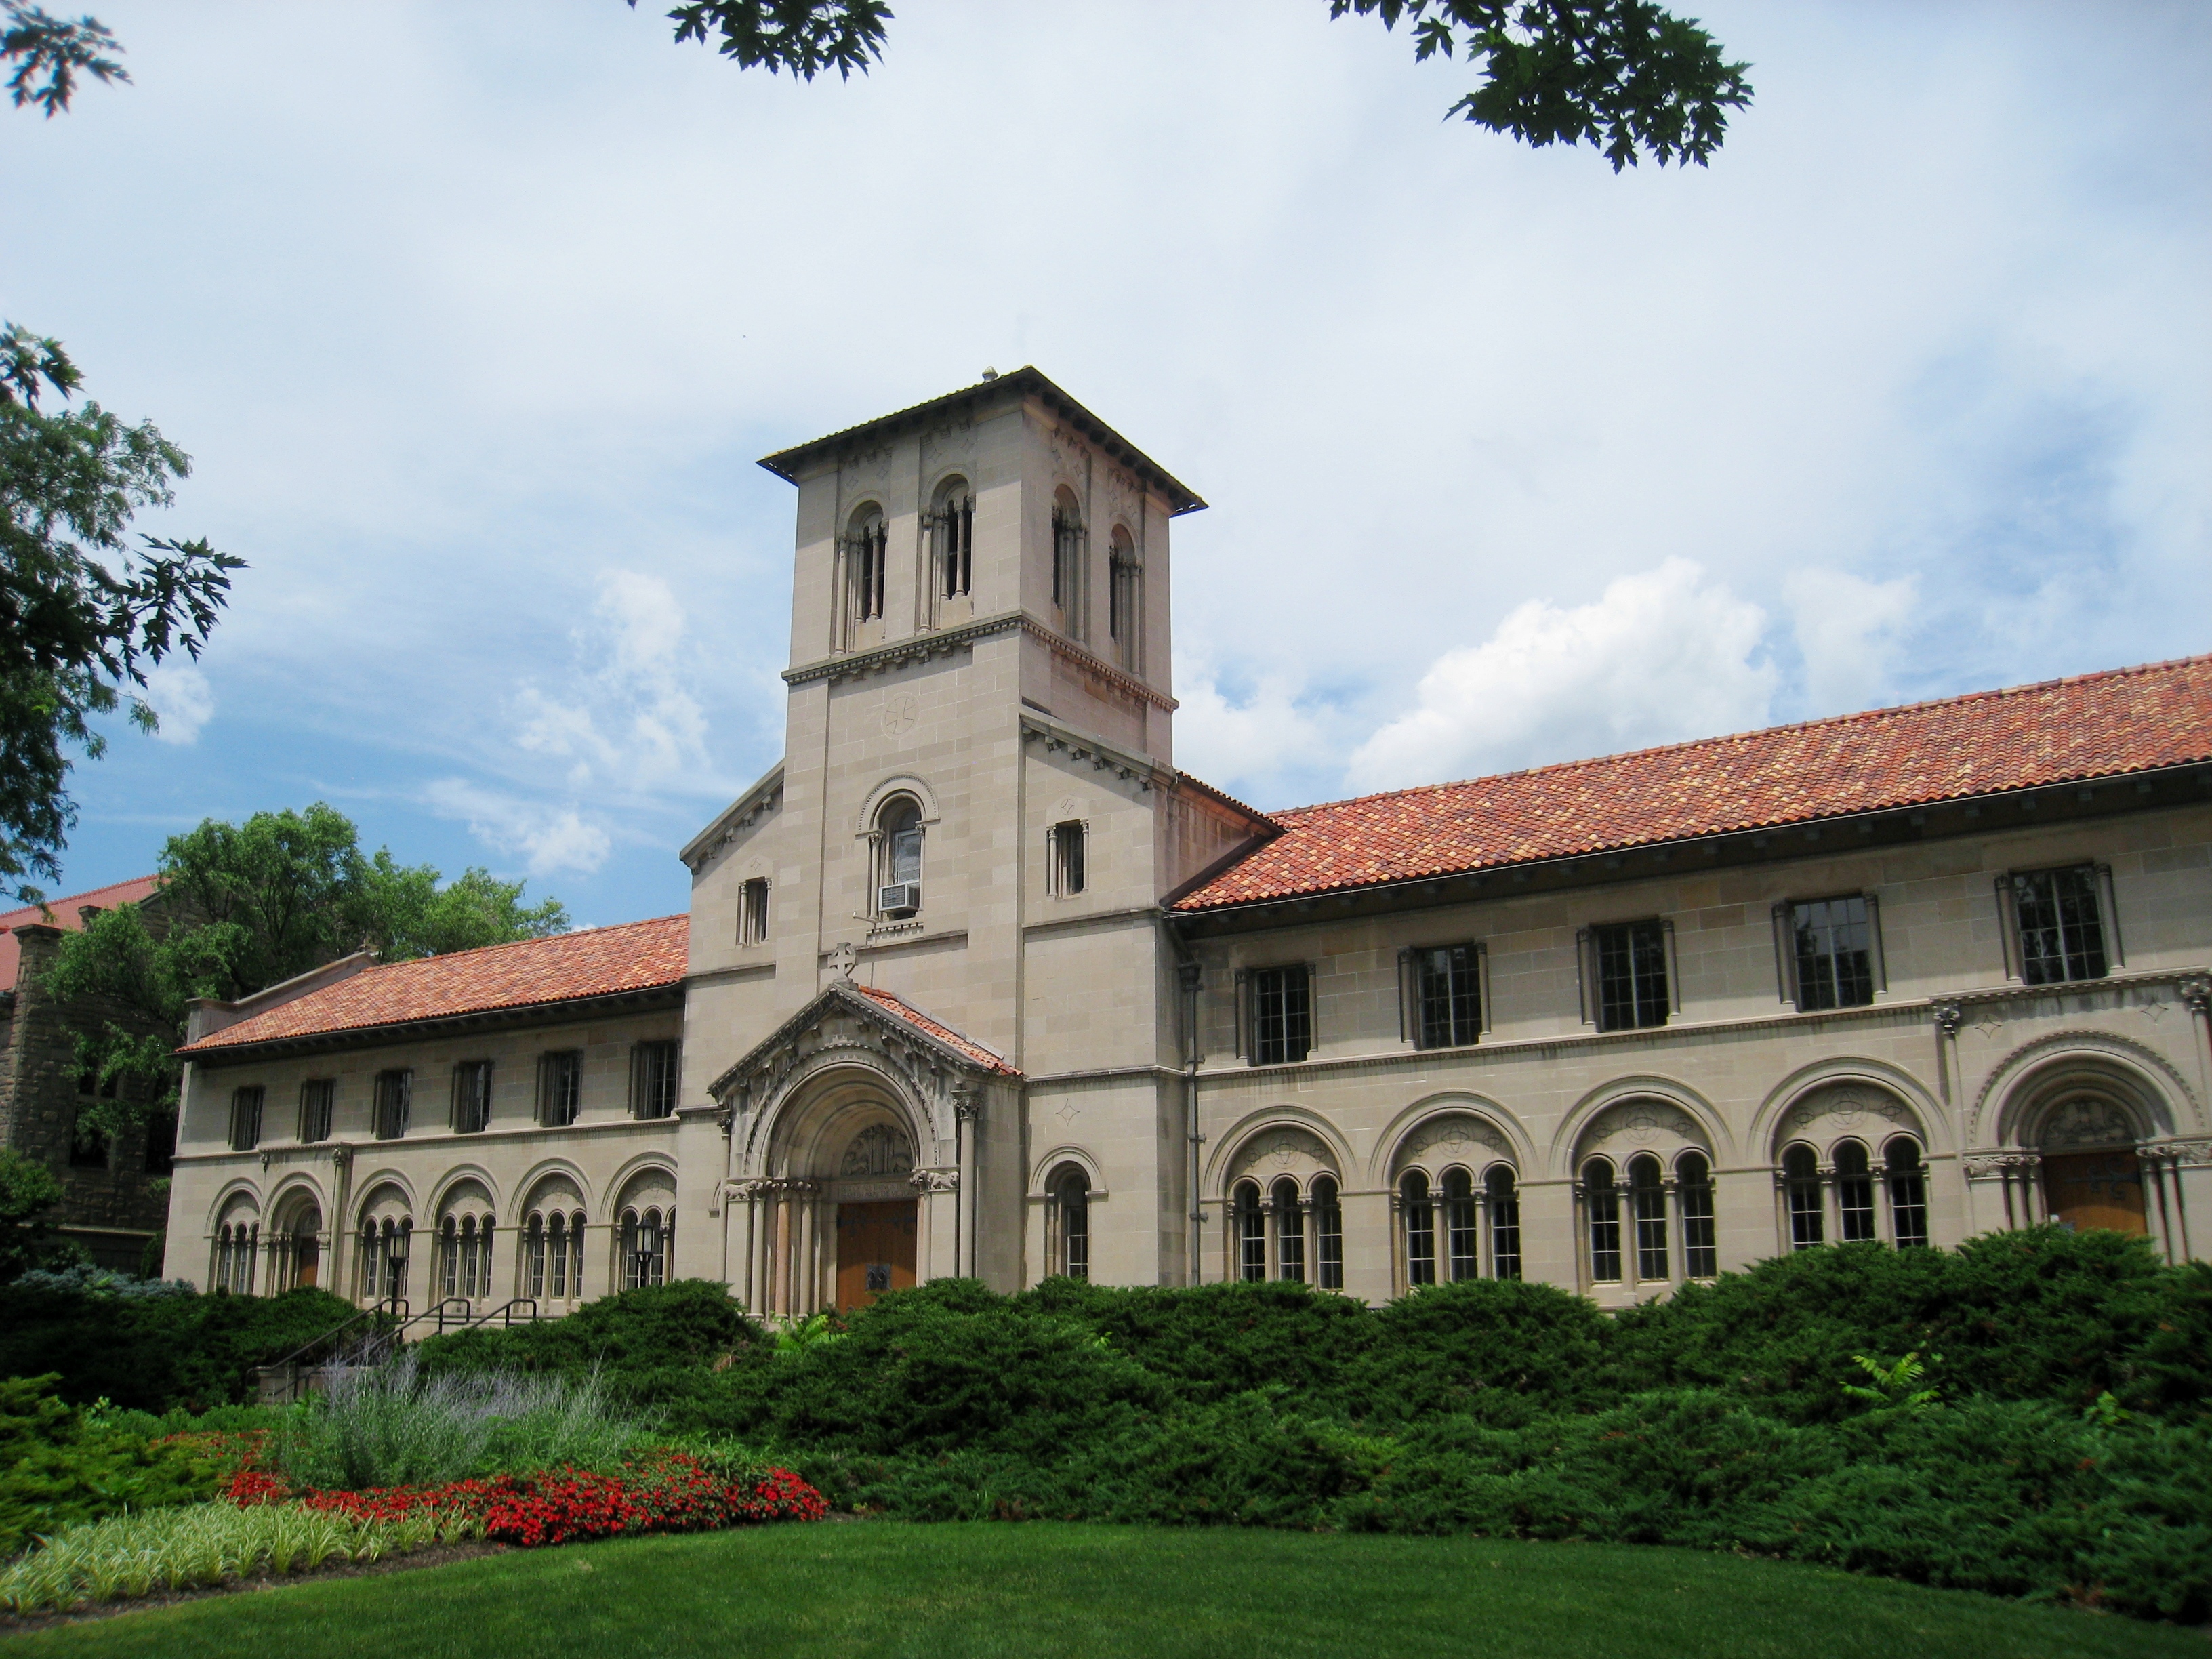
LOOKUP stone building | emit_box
[161,369,2212,1315]
[2,876,173,1270]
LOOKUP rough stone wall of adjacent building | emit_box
[2,923,173,1267]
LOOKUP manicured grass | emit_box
[8,1523,2196,1659]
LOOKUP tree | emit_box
[0,1147,65,1282]
[2,8,243,905]
[42,802,570,1141]
[634,0,1752,169]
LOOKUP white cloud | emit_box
[1348,560,1776,793]
[423,779,612,877]
[514,571,715,799]
[1173,663,1330,800]
[1786,568,1920,716]
[140,662,214,745]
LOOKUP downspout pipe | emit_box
[1164,915,1204,1288]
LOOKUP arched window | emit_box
[1677,1151,1716,1278]
[933,476,974,598]
[876,796,924,916]
[1107,525,1141,673]
[1312,1176,1344,1290]
[1584,1158,1622,1283]
[1272,1177,1304,1283]
[441,1217,458,1298]
[1485,1166,1521,1280]
[1629,1154,1668,1281]
[1835,1140,1875,1242]
[359,1221,381,1300]
[1885,1140,1929,1248]
[1050,489,1086,638]
[1054,1170,1091,1281]
[1402,1170,1436,1287]
[1443,1168,1477,1282]
[1234,1181,1265,1282]
[623,1207,668,1289]
[846,504,887,626]
[526,1214,546,1301]
[1783,1143,1824,1248]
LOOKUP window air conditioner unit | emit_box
[878,882,920,915]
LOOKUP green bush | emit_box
[0,1376,230,1556]
[0,1282,361,1411]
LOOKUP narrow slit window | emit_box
[1629,1154,1668,1281]
[1783,1144,1824,1248]
[1273,1179,1304,1283]
[1835,1140,1877,1241]
[739,877,771,945]
[1313,1177,1344,1290]
[848,509,888,623]
[1486,1167,1521,1280]
[1678,1152,1716,1277]
[1402,1171,1436,1286]
[934,483,975,598]
[1585,1159,1622,1283]
[1235,1183,1265,1282]
[1886,1141,1929,1248]
[1107,525,1141,674]
[1443,1168,1477,1281]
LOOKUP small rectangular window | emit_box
[539,1050,583,1127]
[632,1040,680,1120]
[228,1085,265,1152]
[739,877,771,946]
[69,1112,110,1168]
[2009,864,2110,985]
[298,1078,335,1143]
[1589,920,1670,1031]
[1407,943,1483,1049]
[1781,895,1880,1011]
[451,1061,493,1134]
[1049,820,1087,897]
[373,1069,411,1141]
[1248,966,1312,1066]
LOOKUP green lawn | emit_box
[8,1523,2196,1659]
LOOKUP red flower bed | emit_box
[226,1452,826,1545]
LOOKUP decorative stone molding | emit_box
[2033,1096,2139,1149]
[840,1123,914,1177]
[2182,977,2211,1017]
[1580,1101,1705,1154]
[2139,1138,2212,1166]
[1931,1001,1963,1036]
[1963,1152,2041,1179]
[1778,1084,1914,1146]
[909,1168,958,1194]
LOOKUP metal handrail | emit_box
[266,1301,405,1372]
[455,1297,540,1334]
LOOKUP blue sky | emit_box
[6,1,2206,930]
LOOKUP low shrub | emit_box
[0,1499,472,1614]
[0,1376,230,1556]
[0,1282,360,1411]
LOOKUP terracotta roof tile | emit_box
[180,915,687,1053]
[1172,655,2212,912]
[1,875,161,992]
[851,984,1021,1076]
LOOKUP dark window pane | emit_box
[1595,922,1668,1031]
[1416,945,1481,1048]
[2013,866,2107,985]
[1791,896,1875,1010]
[1252,966,1311,1065]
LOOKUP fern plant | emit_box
[1839,1351,1941,1410]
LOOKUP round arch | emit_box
[1551,1076,1730,1179]
[1978,1034,2194,1147]
[425,1163,501,1221]
[1029,1144,1105,1197]
[853,774,943,837]
[1204,1105,1356,1199]
[1366,1092,1533,1188]
[1760,1076,1933,1164]
[1750,1057,1948,1159]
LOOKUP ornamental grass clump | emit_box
[0,1499,472,1614]
[274,1353,646,1491]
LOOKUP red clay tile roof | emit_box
[1172,655,2212,913]
[180,915,688,1053]
[851,984,1021,1076]
[1,875,161,992]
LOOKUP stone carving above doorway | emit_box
[840,1123,915,1177]
[2035,1096,2137,1149]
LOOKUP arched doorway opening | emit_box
[2036,1095,2147,1236]
[833,1122,916,1310]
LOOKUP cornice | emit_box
[783,611,1177,713]
[679,762,786,872]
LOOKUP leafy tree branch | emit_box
[1,1,125,118]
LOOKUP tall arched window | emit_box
[1234,1181,1265,1282]
[1835,1140,1876,1242]
[1485,1166,1521,1280]
[1584,1159,1622,1283]
[1272,1177,1304,1283]
[1050,489,1086,638]
[1053,1170,1091,1280]
[1885,1139,1929,1248]
[1402,1170,1436,1287]
[1107,524,1141,674]
[623,1207,668,1288]
[1629,1154,1668,1281]
[526,1214,546,1300]
[441,1217,459,1298]
[876,796,924,916]
[1782,1144,1824,1248]
[1677,1151,1716,1278]
[846,504,887,627]
[933,476,974,598]
[359,1220,382,1300]
[1443,1169,1477,1281]
[1312,1176,1343,1290]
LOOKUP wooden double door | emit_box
[2043,1151,2148,1235]
[835,1200,917,1311]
